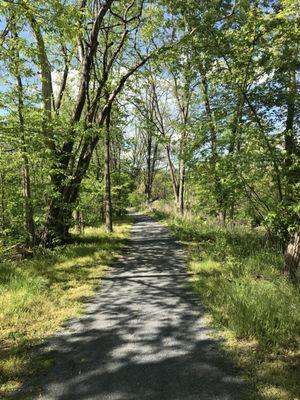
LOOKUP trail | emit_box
[28,213,247,400]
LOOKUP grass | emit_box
[0,218,132,398]
[148,207,300,400]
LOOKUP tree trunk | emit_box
[284,54,298,189]
[282,45,299,280]
[0,171,5,231]
[39,9,150,244]
[178,160,185,216]
[226,93,244,224]
[145,192,151,209]
[12,24,35,248]
[171,69,191,218]
[45,198,72,244]
[165,145,180,205]
[73,209,83,234]
[177,123,187,217]
[284,232,300,282]
[145,135,152,209]
[21,150,35,248]
[144,134,158,209]
[200,67,224,224]
[26,2,113,245]
[104,104,113,233]
[216,210,226,227]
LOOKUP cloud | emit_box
[52,68,80,101]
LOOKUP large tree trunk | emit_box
[104,104,113,233]
[36,2,150,245]
[45,196,74,244]
[43,67,149,243]
[26,1,114,245]
[44,168,84,245]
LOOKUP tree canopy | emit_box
[0,0,299,278]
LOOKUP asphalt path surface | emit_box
[25,213,247,400]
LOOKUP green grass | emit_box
[149,208,300,400]
[0,218,132,398]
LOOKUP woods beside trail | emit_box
[0,0,299,399]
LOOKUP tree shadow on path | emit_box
[13,214,248,400]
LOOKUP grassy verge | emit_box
[148,208,300,400]
[0,218,132,398]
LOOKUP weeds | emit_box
[0,219,132,397]
[150,208,300,400]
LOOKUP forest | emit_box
[0,0,299,399]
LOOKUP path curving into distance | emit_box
[25,213,247,400]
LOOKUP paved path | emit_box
[30,214,247,400]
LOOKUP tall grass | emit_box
[0,220,131,397]
[158,213,300,349]
[150,209,300,400]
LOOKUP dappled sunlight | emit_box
[154,210,300,400]
[0,0,298,398]
[0,220,131,398]
[16,214,247,400]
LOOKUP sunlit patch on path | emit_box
[23,213,247,400]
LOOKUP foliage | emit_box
[0,0,299,396]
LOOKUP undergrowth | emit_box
[0,218,132,398]
[149,208,300,400]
